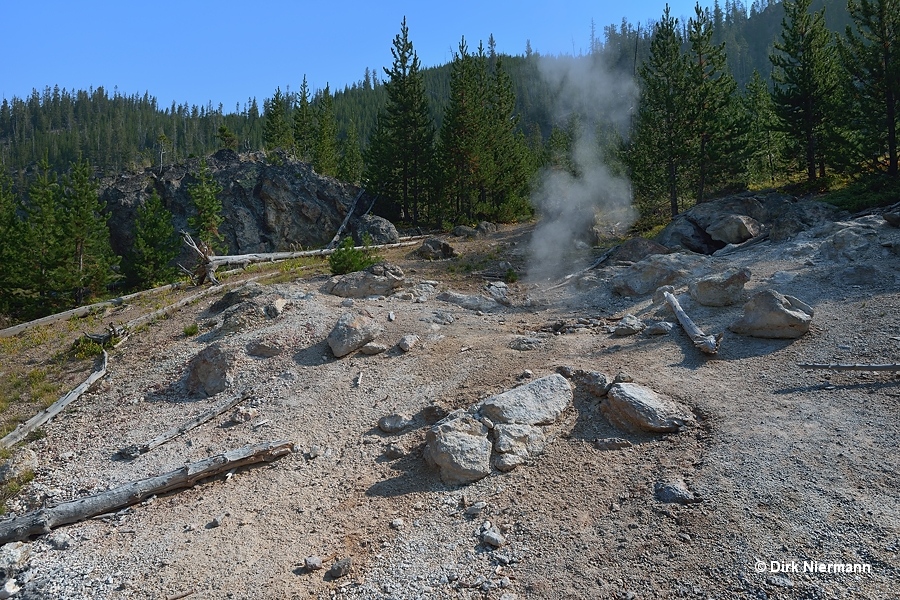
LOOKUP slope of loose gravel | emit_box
[2,222,899,600]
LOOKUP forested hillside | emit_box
[1,0,898,324]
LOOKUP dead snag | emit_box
[0,440,295,544]
[0,351,108,449]
[662,290,722,355]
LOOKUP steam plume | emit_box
[527,54,638,282]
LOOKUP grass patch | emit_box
[183,323,200,337]
[0,469,35,515]
[822,174,900,213]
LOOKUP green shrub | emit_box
[328,236,381,275]
[183,323,199,336]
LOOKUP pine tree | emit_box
[743,70,785,184]
[128,190,179,288]
[263,87,293,152]
[338,120,364,184]
[22,158,65,312]
[187,159,224,251]
[630,6,693,218]
[686,3,742,201]
[216,124,238,151]
[369,17,435,226]
[841,0,899,176]
[0,171,24,317]
[770,0,841,181]
[293,76,317,162]
[313,85,340,177]
[57,159,119,305]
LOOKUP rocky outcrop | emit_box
[326,312,383,358]
[729,290,814,339]
[610,253,709,296]
[688,267,751,307]
[100,149,370,257]
[321,263,405,298]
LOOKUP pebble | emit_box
[304,556,323,571]
[378,414,412,434]
[390,518,405,530]
[388,311,396,322]
[465,502,487,517]
[482,530,506,548]
[383,443,406,459]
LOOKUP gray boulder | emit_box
[729,290,813,339]
[614,314,645,336]
[424,411,492,485]
[478,374,573,426]
[185,343,237,397]
[655,216,722,254]
[611,253,709,296]
[688,267,751,307]
[452,225,479,238]
[351,214,399,245]
[418,237,458,259]
[326,312,384,358]
[602,383,695,433]
[437,291,500,312]
[609,238,671,263]
[321,262,405,298]
[705,214,761,244]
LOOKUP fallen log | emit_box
[325,188,366,250]
[117,392,250,459]
[662,290,722,355]
[0,440,295,543]
[545,245,619,291]
[0,351,108,449]
[798,363,900,371]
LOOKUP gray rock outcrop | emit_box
[436,291,500,312]
[688,267,751,307]
[611,254,708,296]
[424,411,493,485]
[185,343,237,397]
[478,374,573,426]
[326,312,384,358]
[706,214,761,244]
[418,238,458,260]
[729,290,814,339]
[321,263,405,298]
[602,383,695,433]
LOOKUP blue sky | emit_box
[2,0,702,113]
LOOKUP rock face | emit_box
[185,343,237,397]
[321,263,405,298]
[99,149,370,258]
[602,383,694,433]
[326,312,384,358]
[706,214,761,244]
[688,267,751,307]
[478,374,573,426]
[424,411,493,485]
[729,290,814,339]
[611,254,708,296]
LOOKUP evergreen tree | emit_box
[313,85,340,177]
[57,159,119,305]
[743,69,785,184]
[263,87,293,152]
[630,6,693,218]
[369,17,435,226]
[22,158,65,312]
[128,190,179,288]
[686,3,742,201]
[187,159,224,251]
[841,0,899,176]
[216,124,239,151]
[0,172,24,317]
[338,120,364,184]
[293,76,317,162]
[770,0,841,180]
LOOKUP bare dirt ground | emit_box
[1,220,899,599]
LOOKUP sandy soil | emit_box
[1,220,898,600]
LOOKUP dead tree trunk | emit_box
[0,441,295,543]
[0,351,108,449]
[663,290,722,355]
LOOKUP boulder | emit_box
[437,291,500,312]
[398,334,419,352]
[476,221,498,235]
[491,423,546,471]
[418,238,458,259]
[654,479,701,504]
[452,225,479,238]
[571,370,611,397]
[705,214,761,244]
[208,282,266,314]
[246,339,284,358]
[729,290,813,339]
[378,413,412,434]
[611,253,708,296]
[351,214,399,245]
[655,216,723,254]
[688,267,751,307]
[424,411,492,485]
[602,383,695,433]
[326,312,384,358]
[609,238,671,263]
[478,374,573,426]
[321,262,405,298]
[185,343,237,397]
[614,314,645,336]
